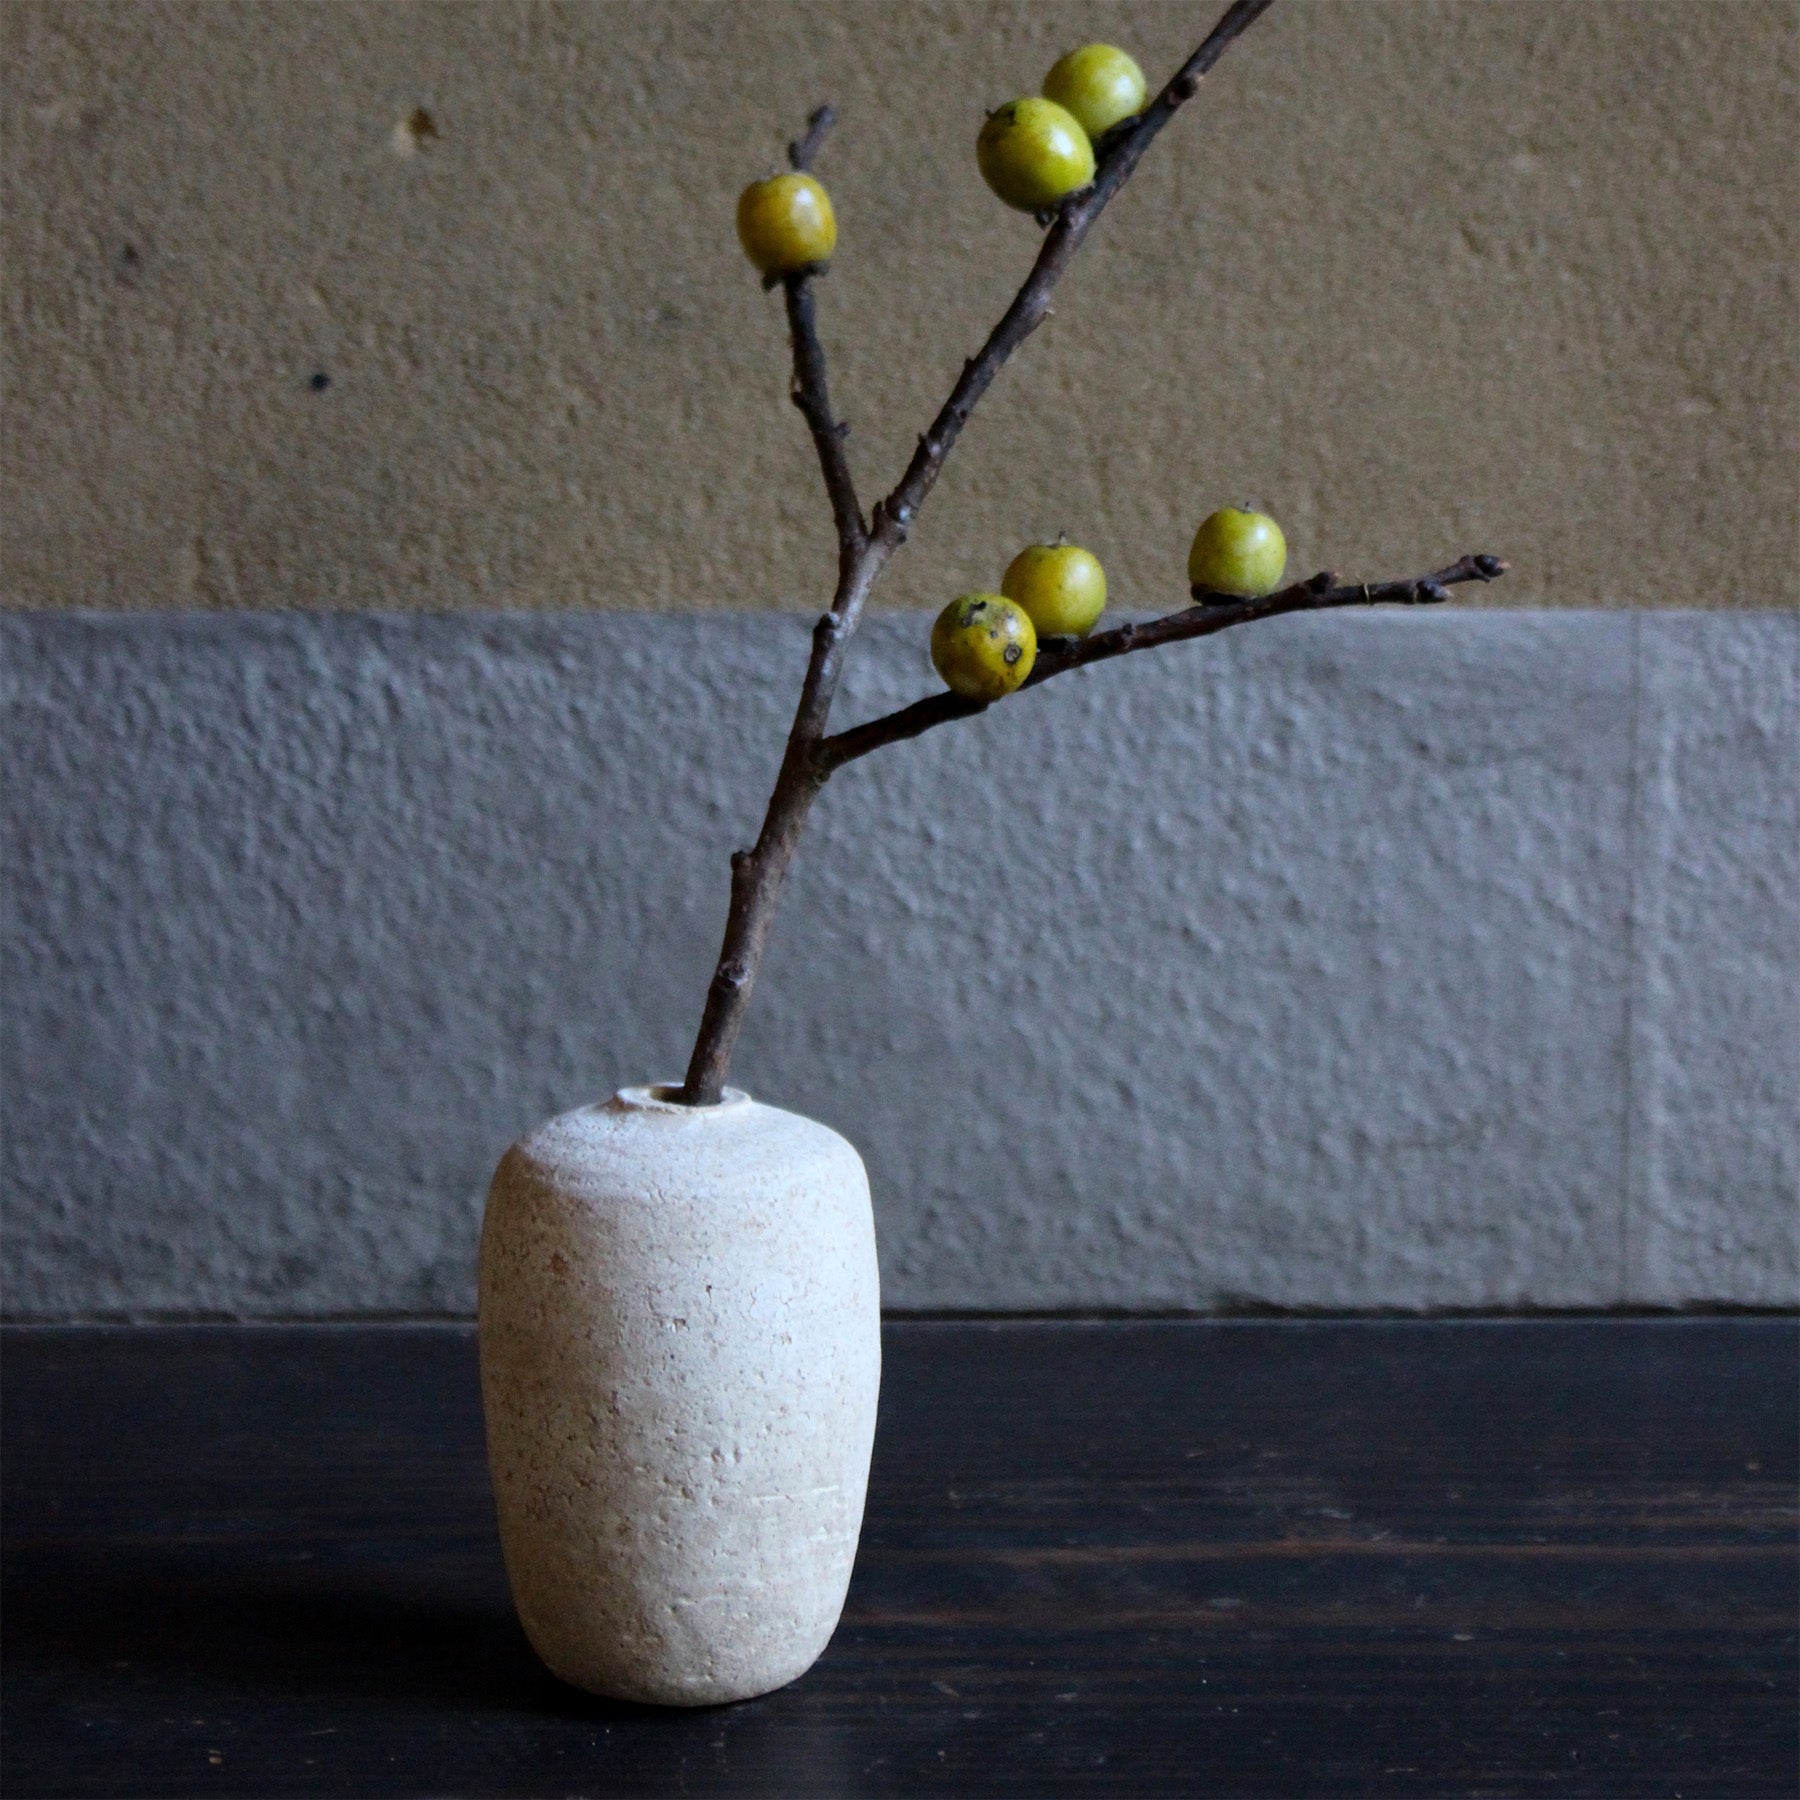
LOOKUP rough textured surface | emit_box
[8,1320,1797,1798]
[478,1087,880,1705]
[1628,621,1800,1305]
[7,1324,1792,1800]
[2,609,1795,1318]
[3,1,1794,616]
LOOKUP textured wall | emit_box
[4,0,1795,616]
[4,611,1794,1320]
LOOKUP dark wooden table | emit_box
[3,1320,1794,1798]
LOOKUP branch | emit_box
[814,554,1507,772]
[788,104,837,173]
[681,4,1281,1104]
[784,276,865,566]
[870,0,1279,546]
[761,101,864,565]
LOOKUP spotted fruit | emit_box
[930,594,1038,700]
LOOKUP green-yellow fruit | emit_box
[1043,43,1147,141]
[976,98,1095,212]
[1001,542,1107,638]
[736,173,837,275]
[931,594,1038,700]
[1187,507,1288,598]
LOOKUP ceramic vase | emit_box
[477,1084,881,1705]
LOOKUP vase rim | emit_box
[611,1084,752,1115]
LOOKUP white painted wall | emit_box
[2,611,1794,1318]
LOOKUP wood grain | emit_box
[3,1320,1794,1797]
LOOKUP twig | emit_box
[815,557,1508,773]
[780,97,861,570]
[784,276,865,571]
[679,1,1280,1105]
[788,105,837,173]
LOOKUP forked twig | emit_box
[680,0,1498,1105]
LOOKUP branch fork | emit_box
[678,0,1504,1104]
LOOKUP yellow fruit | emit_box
[976,98,1095,212]
[735,173,837,275]
[930,594,1038,700]
[1001,542,1107,638]
[1187,507,1288,598]
[1043,44,1147,142]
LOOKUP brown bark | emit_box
[814,558,1509,773]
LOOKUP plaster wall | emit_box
[4,610,1794,1320]
[4,0,1795,617]
[4,3,1794,1321]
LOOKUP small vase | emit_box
[477,1085,881,1705]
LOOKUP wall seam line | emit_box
[1619,610,1644,1307]
[1627,612,1648,1303]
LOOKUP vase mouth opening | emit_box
[612,1084,752,1115]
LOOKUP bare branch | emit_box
[788,105,837,173]
[814,555,1507,773]
[683,103,860,1106]
[1058,552,1507,677]
[784,275,865,567]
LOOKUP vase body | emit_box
[477,1085,881,1706]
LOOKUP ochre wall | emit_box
[4,0,1794,612]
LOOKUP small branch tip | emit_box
[787,104,837,173]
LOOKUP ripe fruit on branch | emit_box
[1187,506,1288,599]
[1043,44,1147,141]
[1001,541,1107,638]
[977,98,1095,211]
[736,173,837,275]
[674,1,1501,1121]
[930,594,1038,700]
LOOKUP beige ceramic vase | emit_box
[477,1085,881,1706]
